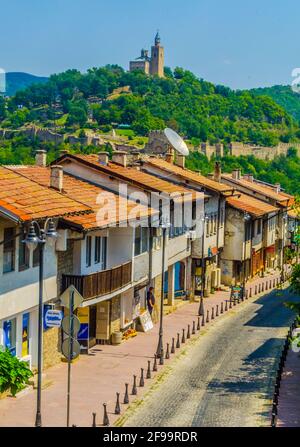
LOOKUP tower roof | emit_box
[155,31,161,46]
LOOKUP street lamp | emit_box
[156,216,170,364]
[243,213,251,299]
[23,218,58,427]
[198,215,209,316]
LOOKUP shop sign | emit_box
[45,310,63,328]
[139,310,154,332]
[77,307,89,343]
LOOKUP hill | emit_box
[5,72,48,96]
[1,65,300,147]
[251,85,300,122]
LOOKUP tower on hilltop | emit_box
[129,32,164,78]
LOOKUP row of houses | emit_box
[0,149,298,370]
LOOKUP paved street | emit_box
[122,287,298,427]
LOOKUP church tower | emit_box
[150,31,164,77]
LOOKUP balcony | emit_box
[61,261,132,300]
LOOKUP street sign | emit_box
[60,285,83,310]
[62,315,80,336]
[45,310,63,328]
[61,338,81,360]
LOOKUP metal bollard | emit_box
[153,354,158,372]
[249,288,252,298]
[115,392,121,415]
[132,375,137,395]
[206,310,210,323]
[171,337,175,354]
[182,328,186,344]
[146,360,151,379]
[229,300,232,309]
[216,305,219,317]
[92,412,97,427]
[225,300,228,312]
[255,285,258,295]
[192,321,196,335]
[262,282,264,292]
[176,332,180,349]
[103,403,110,426]
[211,307,215,320]
[139,368,145,387]
[198,297,205,316]
[197,316,201,330]
[123,384,129,404]
[220,302,224,314]
[187,324,191,339]
[165,343,170,359]
[258,283,261,294]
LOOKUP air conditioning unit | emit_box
[187,230,197,241]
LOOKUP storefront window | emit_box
[22,313,30,357]
[3,318,16,356]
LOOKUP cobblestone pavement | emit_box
[122,287,298,427]
[277,348,300,427]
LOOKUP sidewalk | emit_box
[276,347,300,427]
[0,271,281,427]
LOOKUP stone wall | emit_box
[43,327,61,370]
[110,295,121,335]
[229,141,300,160]
[144,130,169,154]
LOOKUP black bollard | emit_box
[262,282,264,292]
[139,368,145,387]
[159,352,164,365]
[225,300,228,312]
[197,316,201,330]
[146,360,151,379]
[245,290,248,300]
[182,328,186,343]
[201,315,205,327]
[103,403,110,426]
[153,354,158,372]
[211,307,215,319]
[192,320,196,335]
[115,392,121,415]
[92,412,97,427]
[249,288,252,298]
[187,324,191,339]
[266,281,268,291]
[255,285,258,295]
[206,310,210,323]
[124,383,129,404]
[273,279,276,288]
[176,332,180,348]
[229,300,232,309]
[269,280,272,289]
[165,343,170,359]
[216,305,219,317]
[198,297,205,316]
[258,283,261,294]
[220,302,224,314]
[171,337,175,354]
[132,375,137,395]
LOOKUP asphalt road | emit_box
[123,287,298,427]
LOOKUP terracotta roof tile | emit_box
[226,192,279,217]
[145,157,233,194]
[0,166,90,222]
[8,166,157,230]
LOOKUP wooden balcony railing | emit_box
[61,261,132,300]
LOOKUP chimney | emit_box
[232,169,241,180]
[112,151,127,167]
[175,154,185,169]
[165,148,174,164]
[243,174,254,182]
[274,183,281,193]
[98,151,109,165]
[131,150,141,163]
[213,161,221,182]
[59,149,69,157]
[35,150,47,167]
[50,165,63,192]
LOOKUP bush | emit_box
[0,348,33,396]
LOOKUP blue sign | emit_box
[77,323,89,341]
[44,309,63,328]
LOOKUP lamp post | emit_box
[156,217,170,363]
[243,213,251,299]
[23,219,58,427]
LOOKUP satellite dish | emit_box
[164,128,189,157]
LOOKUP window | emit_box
[213,214,217,234]
[94,236,107,269]
[210,215,214,236]
[206,216,210,237]
[245,222,252,241]
[86,236,92,267]
[134,227,148,256]
[3,227,15,273]
[220,207,224,227]
[257,220,262,236]
[18,235,29,271]
[3,318,16,356]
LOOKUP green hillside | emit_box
[5,72,48,96]
[1,65,300,147]
[251,85,300,122]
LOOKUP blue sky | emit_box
[1,0,300,89]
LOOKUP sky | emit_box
[1,0,300,89]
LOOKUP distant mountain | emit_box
[251,85,300,122]
[5,72,48,96]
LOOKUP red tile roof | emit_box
[226,192,279,217]
[0,166,90,222]
[7,166,157,230]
